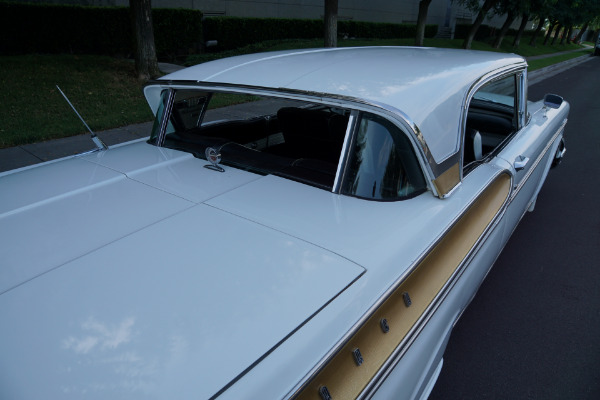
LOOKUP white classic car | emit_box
[0,47,568,400]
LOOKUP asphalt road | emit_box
[429,56,600,399]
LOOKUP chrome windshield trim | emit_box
[156,88,175,147]
[145,81,442,197]
[333,110,359,194]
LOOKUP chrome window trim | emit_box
[156,88,175,147]
[333,110,359,194]
[459,64,527,177]
[518,70,528,129]
[146,81,440,198]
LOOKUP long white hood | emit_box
[0,143,364,399]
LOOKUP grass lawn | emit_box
[1,37,590,148]
[0,55,152,148]
[527,49,593,70]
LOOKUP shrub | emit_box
[0,1,202,59]
[203,16,437,51]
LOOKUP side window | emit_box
[464,74,517,170]
[341,113,426,200]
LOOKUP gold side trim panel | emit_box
[294,173,511,400]
[432,162,460,198]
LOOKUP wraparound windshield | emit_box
[150,89,426,199]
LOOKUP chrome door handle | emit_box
[514,155,529,171]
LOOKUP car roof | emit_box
[157,47,526,163]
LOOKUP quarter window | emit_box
[342,113,426,200]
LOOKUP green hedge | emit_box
[339,20,437,40]
[203,17,322,51]
[203,17,438,51]
[0,2,202,59]
[454,24,493,41]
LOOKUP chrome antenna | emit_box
[56,85,108,151]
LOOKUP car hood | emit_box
[0,143,364,399]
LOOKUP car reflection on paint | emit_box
[0,47,569,400]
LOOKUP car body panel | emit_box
[1,175,364,399]
[0,47,569,400]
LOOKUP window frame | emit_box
[149,87,429,201]
[461,70,525,173]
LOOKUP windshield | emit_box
[150,89,350,189]
[149,88,426,198]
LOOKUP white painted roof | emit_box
[158,47,526,162]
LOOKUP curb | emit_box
[528,53,594,86]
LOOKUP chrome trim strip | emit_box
[357,171,512,399]
[287,169,513,400]
[333,111,359,194]
[458,64,528,179]
[156,88,175,147]
[146,81,441,197]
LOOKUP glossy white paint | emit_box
[206,163,512,400]
[150,47,526,163]
[1,47,568,400]
[0,148,364,399]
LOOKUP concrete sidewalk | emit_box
[0,51,594,174]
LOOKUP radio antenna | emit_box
[56,85,108,151]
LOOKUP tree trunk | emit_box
[130,0,159,82]
[551,24,562,45]
[415,0,432,47]
[562,25,573,44]
[493,10,516,49]
[543,21,557,45]
[529,15,546,46]
[512,13,529,48]
[573,21,590,44]
[324,0,338,48]
[462,0,497,49]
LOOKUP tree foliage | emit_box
[455,0,600,48]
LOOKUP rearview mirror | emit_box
[543,94,563,109]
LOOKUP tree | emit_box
[324,0,338,47]
[561,25,573,44]
[493,9,517,48]
[512,14,531,47]
[130,0,159,81]
[415,0,433,46]
[528,0,558,46]
[460,0,499,49]
[551,23,562,44]
[492,0,522,49]
[543,19,558,45]
[573,20,590,43]
[528,15,547,46]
